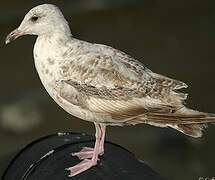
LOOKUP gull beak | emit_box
[5,28,24,44]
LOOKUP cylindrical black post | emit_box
[1,133,165,180]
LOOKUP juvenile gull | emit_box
[5,4,215,177]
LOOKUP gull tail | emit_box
[173,124,207,138]
[145,107,215,138]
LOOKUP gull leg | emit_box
[98,124,106,156]
[67,123,103,177]
[72,124,106,160]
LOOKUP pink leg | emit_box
[67,123,106,177]
[72,124,106,160]
[98,124,106,155]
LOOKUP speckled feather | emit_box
[10,4,215,138]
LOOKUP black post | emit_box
[1,133,165,180]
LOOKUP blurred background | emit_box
[0,0,215,179]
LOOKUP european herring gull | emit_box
[5,4,215,177]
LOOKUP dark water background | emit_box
[0,0,215,179]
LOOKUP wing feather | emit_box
[59,42,189,124]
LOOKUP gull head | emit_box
[5,4,71,44]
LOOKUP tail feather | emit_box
[145,107,215,138]
[146,112,215,124]
[172,124,206,138]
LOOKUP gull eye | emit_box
[31,16,39,22]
